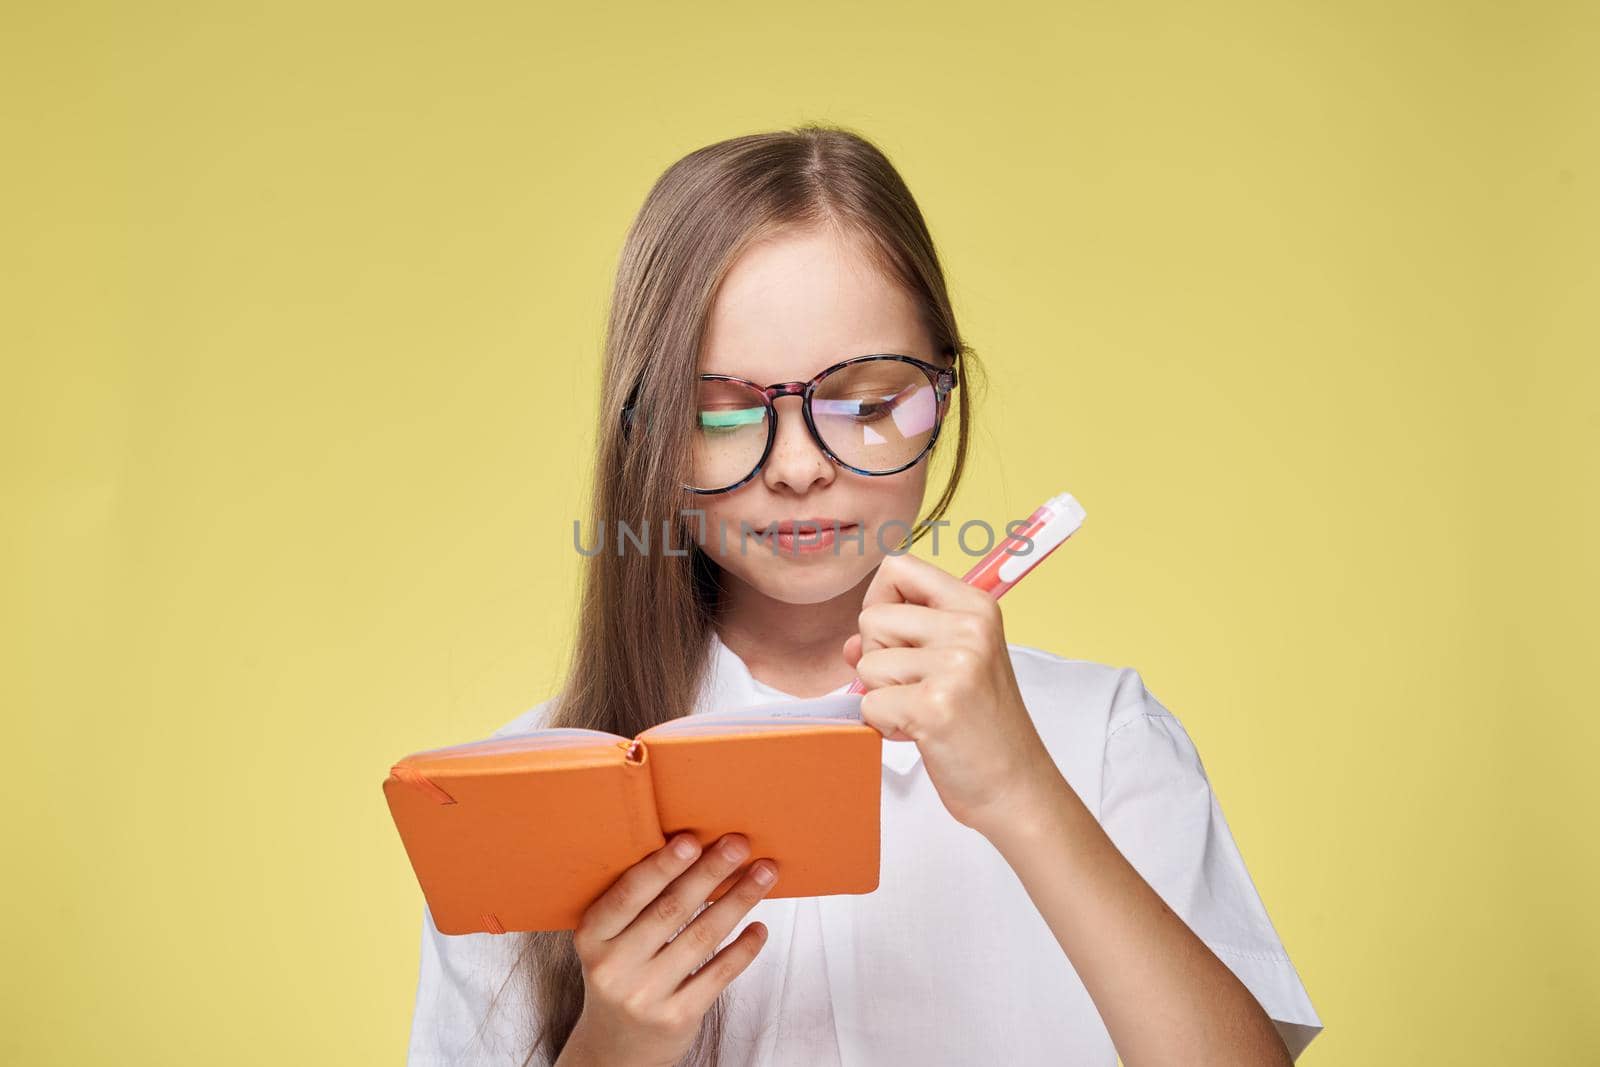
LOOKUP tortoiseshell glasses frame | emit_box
[621,350,960,494]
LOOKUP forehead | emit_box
[698,225,934,382]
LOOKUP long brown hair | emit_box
[504,122,985,1066]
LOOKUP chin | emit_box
[724,556,873,605]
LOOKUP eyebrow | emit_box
[700,348,930,379]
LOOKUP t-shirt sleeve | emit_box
[1097,670,1325,1061]
[407,902,544,1065]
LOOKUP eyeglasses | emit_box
[622,352,959,494]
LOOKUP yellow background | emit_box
[5,1,1595,1062]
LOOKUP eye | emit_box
[698,407,766,435]
[816,384,917,423]
[849,400,893,422]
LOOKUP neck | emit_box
[715,567,874,698]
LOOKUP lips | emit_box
[771,519,856,533]
[769,519,856,556]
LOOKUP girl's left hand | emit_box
[841,552,1058,839]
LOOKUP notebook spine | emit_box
[616,739,666,856]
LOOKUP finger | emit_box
[612,833,756,964]
[859,681,924,742]
[672,920,770,1019]
[578,831,705,943]
[856,601,946,655]
[855,646,939,691]
[656,856,779,982]
[862,552,993,614]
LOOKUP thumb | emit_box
[841,632,862,667]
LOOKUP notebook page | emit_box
[403,727,627,759]
[678,692,865,723]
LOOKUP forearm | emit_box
[980,757,1291,1067]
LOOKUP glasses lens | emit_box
[811,359,941,473]
[690,379,769,491]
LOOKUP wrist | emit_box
[557,1020,614,1067]
[559,1018,675,1067]
[554,1027,597,1067]
[974,749,1086,852]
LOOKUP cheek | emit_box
[684,499,733,553]
[859,467,932,536]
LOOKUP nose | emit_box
[760,395,834,494]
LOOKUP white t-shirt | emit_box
[405,633,1325,1064]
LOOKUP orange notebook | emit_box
[383,693,883,935]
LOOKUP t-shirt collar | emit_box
[703,630,923,775]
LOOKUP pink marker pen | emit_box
[846,491,1087,695]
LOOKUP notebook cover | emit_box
[384,719,883,935]
[637,719,882,902]
[383,730,662,934]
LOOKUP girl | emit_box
[405,125,1323,1066]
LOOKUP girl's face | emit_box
[685,224,950,606]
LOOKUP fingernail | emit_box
[721,835,749,861]
[673,834,699,859]
[753,862,776,886]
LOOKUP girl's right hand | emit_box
[556,831,779,1067]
